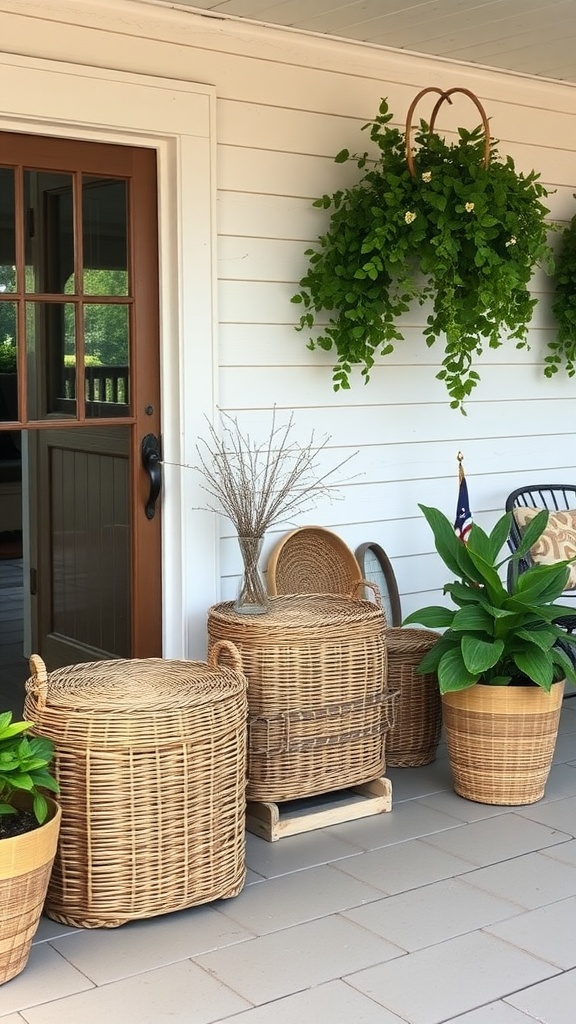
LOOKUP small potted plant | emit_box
[403,504,576,805]
[0,708,60,985]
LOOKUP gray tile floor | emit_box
[0,704,574,1023]
[2,557,576,1023]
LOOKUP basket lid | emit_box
[25,647,246,713]
[209,592,384,644]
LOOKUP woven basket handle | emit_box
[27,653,48,710]
[348,579,381,605]
[209,639,244,675]
[405,86,490,178]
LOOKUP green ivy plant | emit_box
[292,97,554,412]
[548,204,576,378]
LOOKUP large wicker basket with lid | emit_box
[23,644,247,928]
[207,589,396,803]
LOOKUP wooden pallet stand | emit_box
[246,776,392,842]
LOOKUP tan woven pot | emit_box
[442,680,565,805]
[0,795,61,984]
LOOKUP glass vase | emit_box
[234,536,269,615]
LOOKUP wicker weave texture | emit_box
[385,628,442,767]
[23,648,248,927]
[442,681,564,805]
[208,594,394,803]
[266,527,361,597]
[0,801,60,984]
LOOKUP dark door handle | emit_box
[142,433,161,519]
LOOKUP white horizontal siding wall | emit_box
[2,0,576,649]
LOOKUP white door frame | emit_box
[0,53,219,659]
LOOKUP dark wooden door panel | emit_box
[40,428,130,667]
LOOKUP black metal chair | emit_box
[505,484,576,677]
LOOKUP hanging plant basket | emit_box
[292,87,554,412]
[549,202,576,378]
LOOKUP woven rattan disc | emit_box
[266,526,361,596]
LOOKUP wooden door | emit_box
[0,132,162,668]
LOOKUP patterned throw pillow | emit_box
[513,507,576,589]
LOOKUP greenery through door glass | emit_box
[64,269,129,403]
[0,266,16,371]
[0,266,129,396]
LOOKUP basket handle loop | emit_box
[27,654,48,710]
[209,639,244,675]
[405,86,490,178]
[348,578,381,606]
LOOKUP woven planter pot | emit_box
[0,795,61,985]
[442,680,565,805]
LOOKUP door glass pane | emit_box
[0,302,18,422]
[0,168,16,293]
[84,303,129,417]
[24,171,74,294]
[26,301,76,419]
[83,178,128,296]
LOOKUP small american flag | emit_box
[454,455,472,543]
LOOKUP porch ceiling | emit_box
[149,0,576,86]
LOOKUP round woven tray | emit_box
[266,526,361,597]
[24,646,247,927]
[208,591,396,802]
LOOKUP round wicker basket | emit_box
[208,591,396,803]
[385,628,442,767]
[23,646,247,927]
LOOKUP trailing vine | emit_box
[549,205,576,378]
[291,94,554,412]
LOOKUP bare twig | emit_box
[193,410,358,536]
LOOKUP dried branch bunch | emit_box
[194,410,357,537]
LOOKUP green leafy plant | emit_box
[403,504,576,693]
[0,339,17,373]
[0,712,59,825]
[292,95,554,412]
[548,204,576,377]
